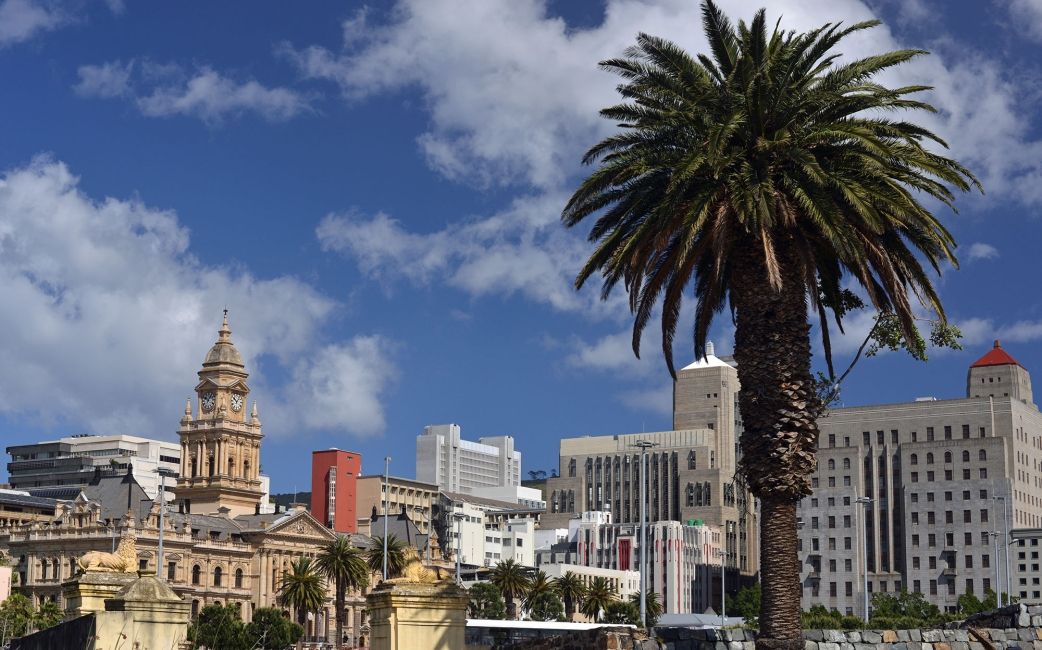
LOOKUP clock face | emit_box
[231,393,243,412]
[201,391,216,413]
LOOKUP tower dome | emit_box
[203,310,244,368]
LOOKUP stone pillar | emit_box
[62,572,137,620]
[366,582,469,650]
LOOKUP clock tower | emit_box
[174,311,265,517]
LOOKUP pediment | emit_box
[194,378,251,392]
[264,511,337,541]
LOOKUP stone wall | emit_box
[657,624,1041,650]
[503,626,659,649]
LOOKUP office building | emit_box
[542,343,757,585]
[356,474,438,536]
[7,434,180,499]
[797,340,1042,615]
[415,423,520,493]
[311,449,361,533]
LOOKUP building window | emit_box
[167,562,176,581]
[213,566,223,587]
[979,449,987,461]
[139,559,148,572]
[911,454,918,466]
[980,468,988,479]
[235,568,244,588]
[981,509,989,523]
[927,427,934,441]
[192,565,201,585]
[927,453,934,465]
[944,426,952,440]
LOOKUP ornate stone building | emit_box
[0,314,371,645]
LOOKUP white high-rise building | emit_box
[415,423,520,493]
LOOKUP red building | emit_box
[311,449,361,533]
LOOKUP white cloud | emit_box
[0,0,65,47]
[0,157,395,438]
[1002,0,1042,40]
[75,60,310,124]
[967,242,1000,260]
[619,384,674,418]
[74,60,134,98]
[958,317,1042,346]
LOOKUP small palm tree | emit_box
[523,570,554,610]
[564,1,979,645]
[277,557,326,635]
[628,591,663,627]
[489,559,531,620]
[553,571,586,621]
[580,577,616,622]
[316,535,369,649]
[366,535,407,579]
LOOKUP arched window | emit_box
[962,450,971,462]
[213,566,223,587]
[243,460,250,479]
[228,457,235,477]
[910,454,918,465]
[235,568,244,588]
[40,560,47,580]
[208,456,215,477]
[944,451,952,464]
[979,449,987,461]
[843,458,851,469]
[827,459,835,470]
[926,452,934,464]
[190,458,197,478]
[192,565,201,585]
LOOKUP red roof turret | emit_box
[970,340,1022,369]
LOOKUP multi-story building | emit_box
[541,563,640,608]
[542,343,757,589]
[0,314,371,646]
[0,489,59,529]
[415,424,520,493]
[310,449,361,534]
[534,511,721,614]
[7,434,180,499]
[356,475,438,536]
[798,340,1042,615]
[436,492,541,568]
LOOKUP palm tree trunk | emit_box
[335,579,345,650]
[731,235,818,650]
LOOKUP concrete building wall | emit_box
[415,424,520,494]
[310,449,361,534]
[356,475,437,535]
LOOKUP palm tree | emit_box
[628,591,663,627]
[366,535,407,579]
[563,2,978,646]
[553,571,586,621]
[277,557,326,638]
[489,559,531,620]
[580,577,616,622]
[316,535,369,648]
[523,570,554,611]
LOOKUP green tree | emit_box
[489,558,531,620]
[731,583,762,626]
[628,591,663,627]
[277,556,326,632]
[366,535,408,579]
[524,570,554,610]
[580,577,617,622]
[553,571,586,621]
[32,600,63,631]
[562,1,978,646]
[468,582,507,620]
[245,607,304,650]
[957,591,985,617]
[604,601,641,625]
[0,593,33,642]
[189,603,247,650]
[528,591,566,622]
[316,534,369,648]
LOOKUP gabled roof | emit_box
[970,340,1022,369]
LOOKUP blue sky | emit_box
[2,0,1042,492]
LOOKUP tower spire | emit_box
[219,309,232,342]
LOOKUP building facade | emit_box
[797,341,1042,615]
[0,314,372,646]
[356,475,438,536]
[542,344,757,586]
[310,449,361,534]
[7,434,180,499]
[415,424,520,493]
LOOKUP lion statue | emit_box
[385,547,451,584]
[78,533,136,573]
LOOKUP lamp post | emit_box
[990,530,1001,602]
[156,468,175,580]
[716,547,726,626]
[383,456,391,581]
[854,496,872,622]
[632,440,659,629]
[453,510,466,585]
[994,493,1010,605]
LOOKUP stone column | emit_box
[366,582,469,650]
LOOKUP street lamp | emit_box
[156,468,177,580]
[715,547,726,627]
[854,496,872,622]
[994,494,1011,604]
[453,509,466,585]
[383,456,391,581]
[990,530,1001,602]
[631,439,659,629]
